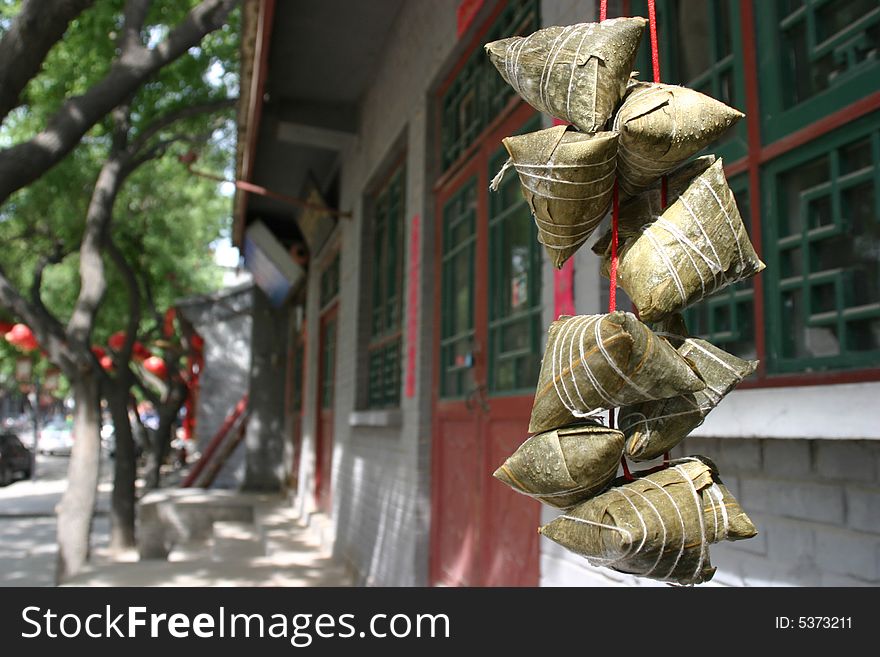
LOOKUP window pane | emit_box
[441,180,477,398]
[766,122,880,372]
[488,139,542,394]
[673,0,713,83]
[776,1,880,110]
[366,165,406,407]
[440,0,539,170]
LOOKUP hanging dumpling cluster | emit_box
[485,18,764,585]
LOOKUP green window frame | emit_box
[630,0,748,163]
[366,164,406,408]
[683,174,758,362]
[439,180,477,399]
[488,119,543,394]
[763,112,880,373]
[756,0,880,143]
[439,0,539,171]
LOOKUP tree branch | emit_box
[31,241,69,316]
[0,0,95,125]
[120,0,152,55]
[105,236,141,366]
[66,156,126,344]
[0,0,240,208]
[128,97,237,157]
[0,263,77,375]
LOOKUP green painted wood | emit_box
[367,166,406,408]
[756,0,880,143]
[487,115,543,395]
[763,111,880,373]
[440,0,539,170]
[440,179,478,399]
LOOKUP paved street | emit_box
[0,454,111,586]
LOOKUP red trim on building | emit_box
[234,0,277,246]
[759,91,880,165]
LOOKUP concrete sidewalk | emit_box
[1,456,351,587]
[64,492,353,587]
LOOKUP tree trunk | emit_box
[107,386,136,552]
[146,410,172,489]
[56,373,101,582]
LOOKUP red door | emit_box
[431,102,542,586]
[315,304,337,513]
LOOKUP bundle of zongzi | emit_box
[539,456,757,585]
[614,82,743,197]
[485,18,647,133]
[528,311,705,433]
[493,422,624,509]
[620,338,758,461]
[599,158,765,322]
[494,125,618,268]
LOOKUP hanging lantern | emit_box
[133,342,152,361]
[91,345,107,359]
[107,331,127,351]
[189,334,204,351]
[143,356,168,379]
[99,355,115,371]
[0,320,15,334]
[5,324,39,351]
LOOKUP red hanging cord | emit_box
[608,184,620,312]
[603,0,664,478]
[647,0,661,83]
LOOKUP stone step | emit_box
[211,521,264,561]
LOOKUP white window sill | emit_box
[348,409,402,428]
[694,381,880,440]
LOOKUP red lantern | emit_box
[0,320,14,334]
[190,334,204,351]
[108,331,127,351]
[5,324,38,351]
[143,356,168,379]
[99,355,115,371]
[92,346,107,359]
[133,342,152,361]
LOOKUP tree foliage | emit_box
[0,0,239,365]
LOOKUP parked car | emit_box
[39,420,74,456]
[0,433,32,485]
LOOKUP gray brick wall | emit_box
[541,438,880,587]
[293,0,462,586]
[177,284,253,489]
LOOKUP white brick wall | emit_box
[294,0,462,586]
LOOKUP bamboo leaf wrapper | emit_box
[601,158,765,322]
[528,311,706,433]
[539,456,757,585]
[497,125,618,268]
[614,82,744,197]
[621,338,758,461]
[494,422,624,509]
[485,18,647,133]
